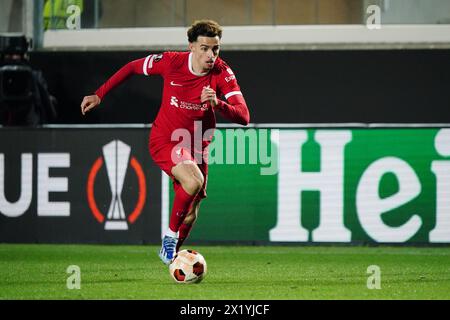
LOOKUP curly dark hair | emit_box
[187,20,222,43]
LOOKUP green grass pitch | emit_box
[1,244,449,299]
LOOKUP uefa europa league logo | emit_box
[87,139,146,231]
[103,140,130,230]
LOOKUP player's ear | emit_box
[188,42,194,52]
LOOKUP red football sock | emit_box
[176,223,194,252]
[168,186,197,234]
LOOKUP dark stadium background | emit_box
[30,49,450,125]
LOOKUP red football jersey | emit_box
[95,51,248,153]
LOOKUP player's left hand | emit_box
[201,86,217,107]
[81,94,101,115]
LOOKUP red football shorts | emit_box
[150,142,208,200]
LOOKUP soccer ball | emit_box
[169,249,207,284]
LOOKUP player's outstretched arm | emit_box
[81,94,101,115]
[81,57,153,116]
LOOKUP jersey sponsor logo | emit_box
[170,96,179,108]
[170,81,183,87]
[170,96,208,111]
[226,68,234,75]
[87,140,146,231]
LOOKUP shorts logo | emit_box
[87,140,146,230]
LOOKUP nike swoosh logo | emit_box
[170,81,183,86]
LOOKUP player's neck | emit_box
[189,52,209,76]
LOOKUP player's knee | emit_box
[183,176,203,195]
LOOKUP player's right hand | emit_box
[81,95,101,115]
